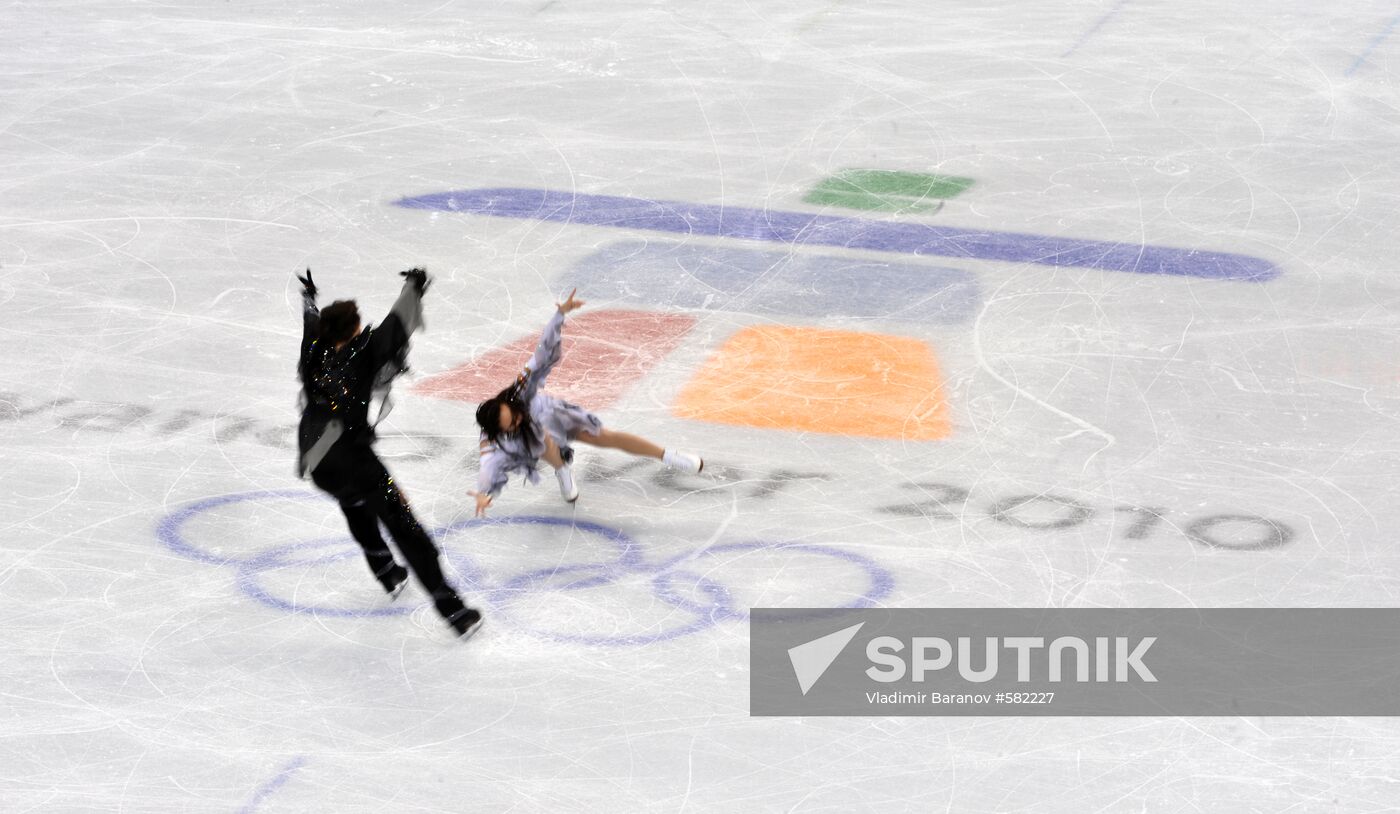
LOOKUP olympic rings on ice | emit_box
[155,490,896,646]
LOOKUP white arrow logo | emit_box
[787,622,865,695]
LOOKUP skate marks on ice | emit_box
[154,490,894,646]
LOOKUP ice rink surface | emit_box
[5,0,1400,810]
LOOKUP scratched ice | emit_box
[4,1,1400,811]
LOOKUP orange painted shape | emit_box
[415,309,698,408]
[673,326,950,440]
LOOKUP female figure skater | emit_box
[469,289,703,518]
[297,268,482,640]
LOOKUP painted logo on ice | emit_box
[395,187,1278,281]
[397,182,1279,441]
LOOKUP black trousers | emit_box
[310,441,468,621]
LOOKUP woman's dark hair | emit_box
[476,385,536,445]
[318,300,360,345]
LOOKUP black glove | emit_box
[400,267,430,294]
[296,268,316,297]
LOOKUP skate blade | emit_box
[456,618,485,642]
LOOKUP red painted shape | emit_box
[415,309,698,408]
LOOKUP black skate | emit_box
[447,608,484,641]
[380,564,410,600]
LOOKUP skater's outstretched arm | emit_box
[367,268,429,373]
[296,269,319,379]
[471,438,511,516]
[516,289,586,403]
[469,448,501,516]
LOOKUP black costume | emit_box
[297,271,476,634]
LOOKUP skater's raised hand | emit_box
[296,268,316,297]
[557,288,585,315]
[399,267,431,295]
[468,490,493,518]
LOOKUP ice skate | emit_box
[662,449,704,474]
[378,563,409,600]
[556,464,579,503]
[447,607,484,641]
[387,570,408,600]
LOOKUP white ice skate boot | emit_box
[662,449,704,474]
[556,464,579,503]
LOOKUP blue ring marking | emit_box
[156,494,899,645]
[395,187,1279,282]
[649,541,897,622]
[155,489,331,566]
[485,561,723,645]
[651,568,738,622]
[237,537,412,619]
[435,513,646,576]
[495,563,622,595]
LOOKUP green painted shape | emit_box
[803,189,938,212]
[804,169,974,212]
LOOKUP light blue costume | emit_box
[476,309,603,498]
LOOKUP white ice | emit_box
[4,1,1400,811]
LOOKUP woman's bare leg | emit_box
[543,434,578,501]
[541,434,566,469]
[576,428,664,459]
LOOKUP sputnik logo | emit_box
[787,622,865,695]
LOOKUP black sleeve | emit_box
[298,289,320,381]
[366,278,424,382]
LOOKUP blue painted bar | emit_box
[1345,12,1400,76]
[238,756,307,814]
[395,187,1279,282]
[1061,0,1132,58]
[559,240,980,324]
